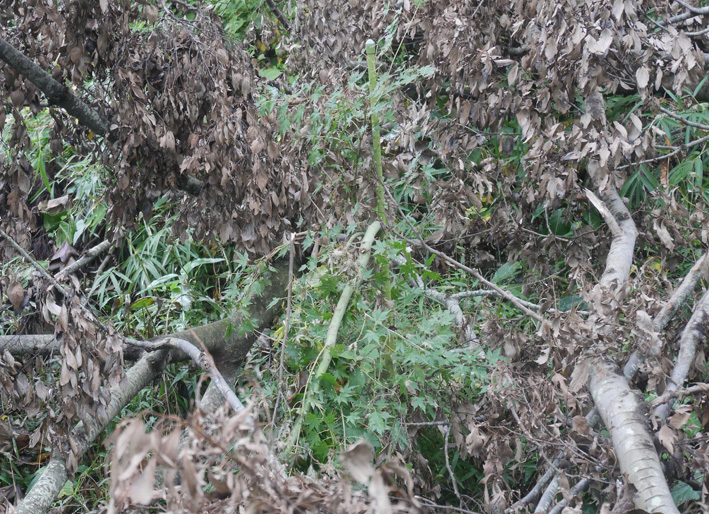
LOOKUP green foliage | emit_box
[208,0,288,79]
[671,481,701,506]
[210,0,265,38]
[90,204,264,338]
[620,100,709,207]
[247,228,499,500]
[257,54,434,172]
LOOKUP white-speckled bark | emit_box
[588,362,679,514]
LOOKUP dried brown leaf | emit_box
[657,424,676,454]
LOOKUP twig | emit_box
[263,0,291,31]
[0,227,117,336]
[444,424,461,502]
[379,182,544,323]
[663,0,709,25]
[410,238,543,322]
[650,382,709,407]
[686,25,709,35]
[55,240,113,278]
[673,0,709,16]
[659,106,709,131]
[547,478,590,514]
[451,289,590,316]
[617,146,682,170]
[654,252,708,331]
[405,420,450,427]
[87,253,113,298]
[661,132,709,152]
[519,225,572,242]
[0,227,63,287]
[471,0,486,19]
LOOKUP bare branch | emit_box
[506,466,555,512]
[55,240,113,278]
[0,36,111,136]
[14,262,291,514]
[659,106,709,131]
[653,289,709,421]
[16,347,170,514]
[547,478,590,514]
[624,251,709,380]
[594,187,637,295]
[134,337,247,412]
[651,382,709,407]
[381,181,544,322]
[271,232,296,440]
[263,0,292,31]
[585,189,621,236]
[673,0,709,16]
[534,475,559,513]
[444,424,461,502]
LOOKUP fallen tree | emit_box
[11,256,290,514]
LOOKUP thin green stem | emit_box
[366,38,392,302]
[285,222,381,454]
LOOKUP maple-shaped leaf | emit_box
[658,424,676,454]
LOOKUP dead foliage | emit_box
[107,405,421,513]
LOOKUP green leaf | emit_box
[43,211,69,232]
[130,297,155,311]
[492,261,521,284]
[368,410,392,435]
[671,481,700,505]
[183,257,224,274]
[139,273,179,294]
[259,68,282,80]
[411,396,429,414]
[72,218,88,245]
[548,209,571,236]
[319,372,338,391]
[557,295,587,312]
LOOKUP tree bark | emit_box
[583,187,679,514]
[589,363,678,513]
[0,36,111,137]
[654,289,709,422]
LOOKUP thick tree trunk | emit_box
[588,362,679,514]
[583,186,678,514]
